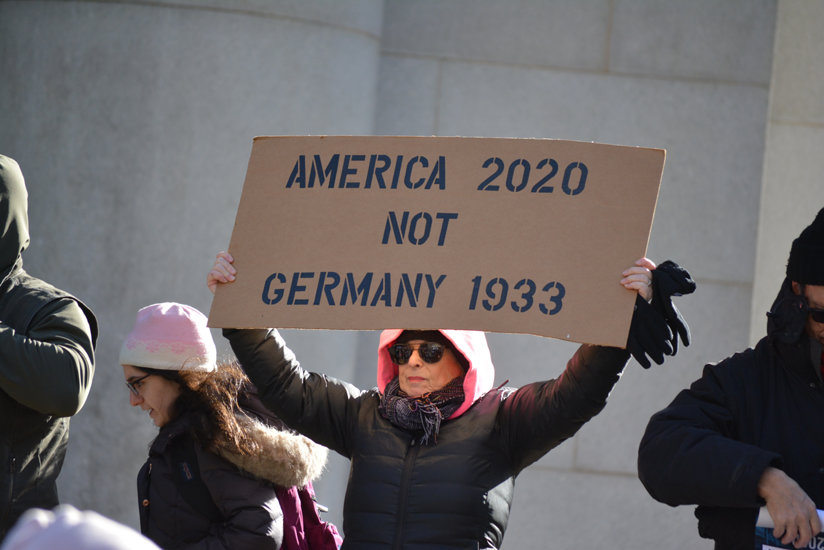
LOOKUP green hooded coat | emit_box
[0,155,98,539]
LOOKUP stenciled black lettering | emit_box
[408,212,432,244]
[364,154,391,189]
[382,211,409,245]
[382,211,458,246]
[309,154,339,188]
[395,273,423,307]
[424,274,446,307]
[435,212,457,245]
[260,271,445,309]
[404,156,427,189]
[341,272,373,305]
[288,154,446,191]
[391,155,404,189]
[313,271,341,305]
[427,156,446,189]
[285,157,306,189]
[341,154,365,188]
[370,273,393,307]
[287,272,314,305]
[261,273,286,304]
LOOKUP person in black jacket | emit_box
[208,251,693,549]
[638,207,824,550]
[0,155,98,540]
[120,302,329,550]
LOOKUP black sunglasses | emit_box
[809,306,824,324]
[389,342,447,365]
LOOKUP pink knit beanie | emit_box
[119,302,216,372]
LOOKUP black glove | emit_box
[650,260,696,354]
[626,295,674,368]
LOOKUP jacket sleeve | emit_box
[499,344,630,472]
[223,328,363,458]
[0,297,95,416]
[637,362,780,508]
[180,447,283,550]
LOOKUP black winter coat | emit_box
[225,328,630,550]
[137,394,328,550]
[638,281,824,549]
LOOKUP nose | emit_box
[407,349,425,367]
[129,391,143,407]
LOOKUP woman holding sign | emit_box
[207,251,693,549]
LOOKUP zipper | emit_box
[391,438,421,550]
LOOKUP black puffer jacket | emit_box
[638,279,824,549]
[137,394,328,550]
[0,155,97,539]
[225,327,629,550]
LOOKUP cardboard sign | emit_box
[208,136,664,347]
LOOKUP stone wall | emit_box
[2,1,820,548]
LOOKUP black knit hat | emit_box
[395,330,450,346]
[786,207,824,285]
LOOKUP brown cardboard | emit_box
[208,136,665,348]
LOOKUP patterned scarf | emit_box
[378,376,465,446]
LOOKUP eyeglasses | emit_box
[809,307,824,324]
[389,342,447,365]
[125,374,152,396]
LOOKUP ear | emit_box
[791,281,801,295]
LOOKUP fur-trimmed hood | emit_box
[214,413,328,488]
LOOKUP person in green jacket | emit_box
[0,155,98,540]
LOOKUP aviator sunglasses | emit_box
[389,342,447,365]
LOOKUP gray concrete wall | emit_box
[751,0,824,343]
[1,0,819,549]
[0,0,382,531]
[378,1,774,548]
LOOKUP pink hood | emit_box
[377,329,495,419]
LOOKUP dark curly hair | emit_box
[138,359,260,456]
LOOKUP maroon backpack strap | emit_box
[277,483,342,550]
[276,486,306,550]
[299,482,343,549]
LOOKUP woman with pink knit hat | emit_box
[120,302,330,550]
